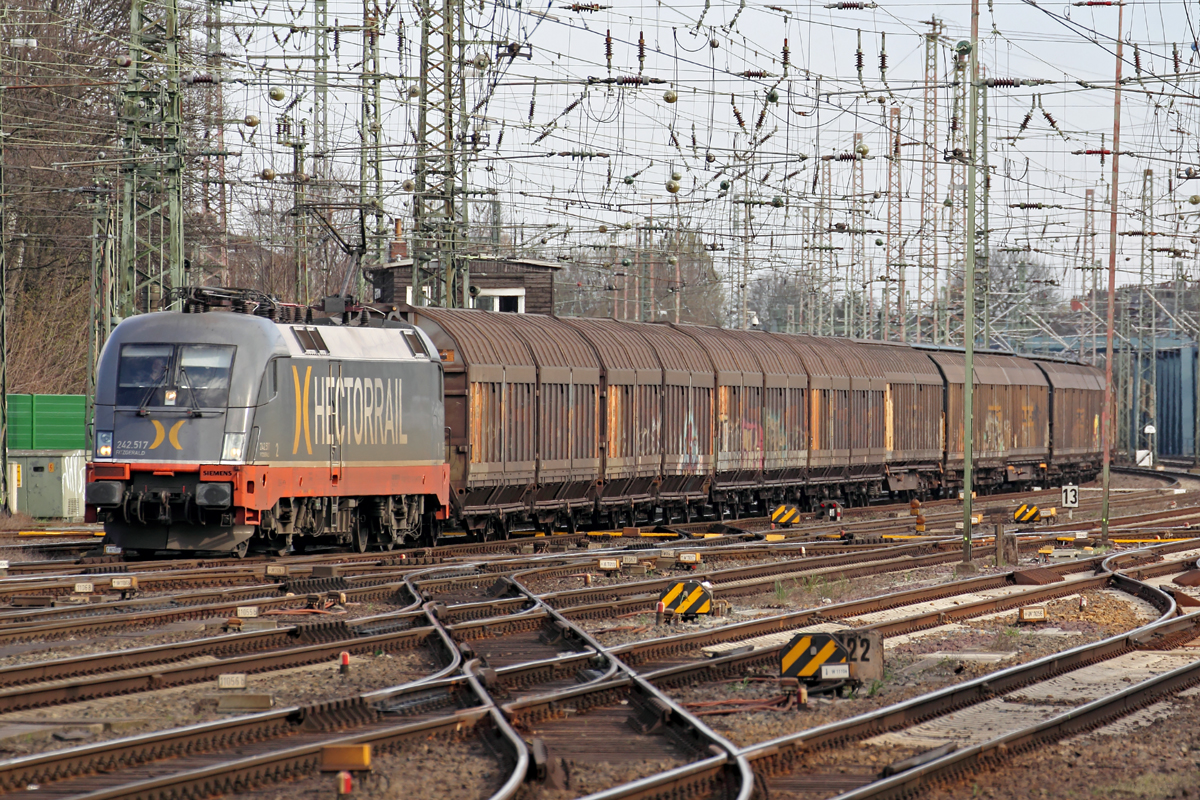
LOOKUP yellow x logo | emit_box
[149,420,186,450]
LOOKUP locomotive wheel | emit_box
[233,540,249,559]
[423,517,442,547]
[352,524,369,553]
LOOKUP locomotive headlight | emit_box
[96,431,113,459]
[221,432,246,463]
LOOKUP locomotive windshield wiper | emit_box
[136,369,171,417]
[178,365,204,417]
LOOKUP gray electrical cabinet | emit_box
[10,450,87,520]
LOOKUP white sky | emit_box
[210,0,1200,326]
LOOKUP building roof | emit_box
[378,255,564,271]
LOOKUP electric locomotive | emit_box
[85,303,448,557]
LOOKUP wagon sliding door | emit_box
[408,309,537,523]
[627,322,713,507]
[502,315,601,514]
[559,317,664,510]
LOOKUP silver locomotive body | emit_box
[86,310,448,555]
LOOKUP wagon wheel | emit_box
[352,523,369,553]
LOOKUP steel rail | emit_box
[505,566,757,800]
[740,544,1187,799]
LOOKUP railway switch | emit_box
[658,580,714,617]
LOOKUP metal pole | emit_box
[674,221,681,324]
[1147,170,1157,463]
[1101,2,1124,544]
[960,16,980,563]
[742,187,750,329]
[1085,189,1097,364]
[0,85,8,513]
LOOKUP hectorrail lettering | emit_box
[297,367,408,452]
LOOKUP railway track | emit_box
[4,473,1200,799]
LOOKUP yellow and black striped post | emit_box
[780,633,849,680]
[657,581,713,616]
[1014,504,1042,524]
[771,504,801,528]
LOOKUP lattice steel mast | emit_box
[413,0,469,307]
[1083,188,1096,363]
[119,0,185,315]
[976,77,990,348]
[918,19,941,343]
[360,1,386,284]
[852,132,866,337]
[947,50,968,344]
[818,159,833,335]
[886,106,904,341]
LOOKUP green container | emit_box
[6,394,86,451]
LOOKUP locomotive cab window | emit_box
[116,344,236,408]
[117,344,174,406]
[178,346,235,407]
